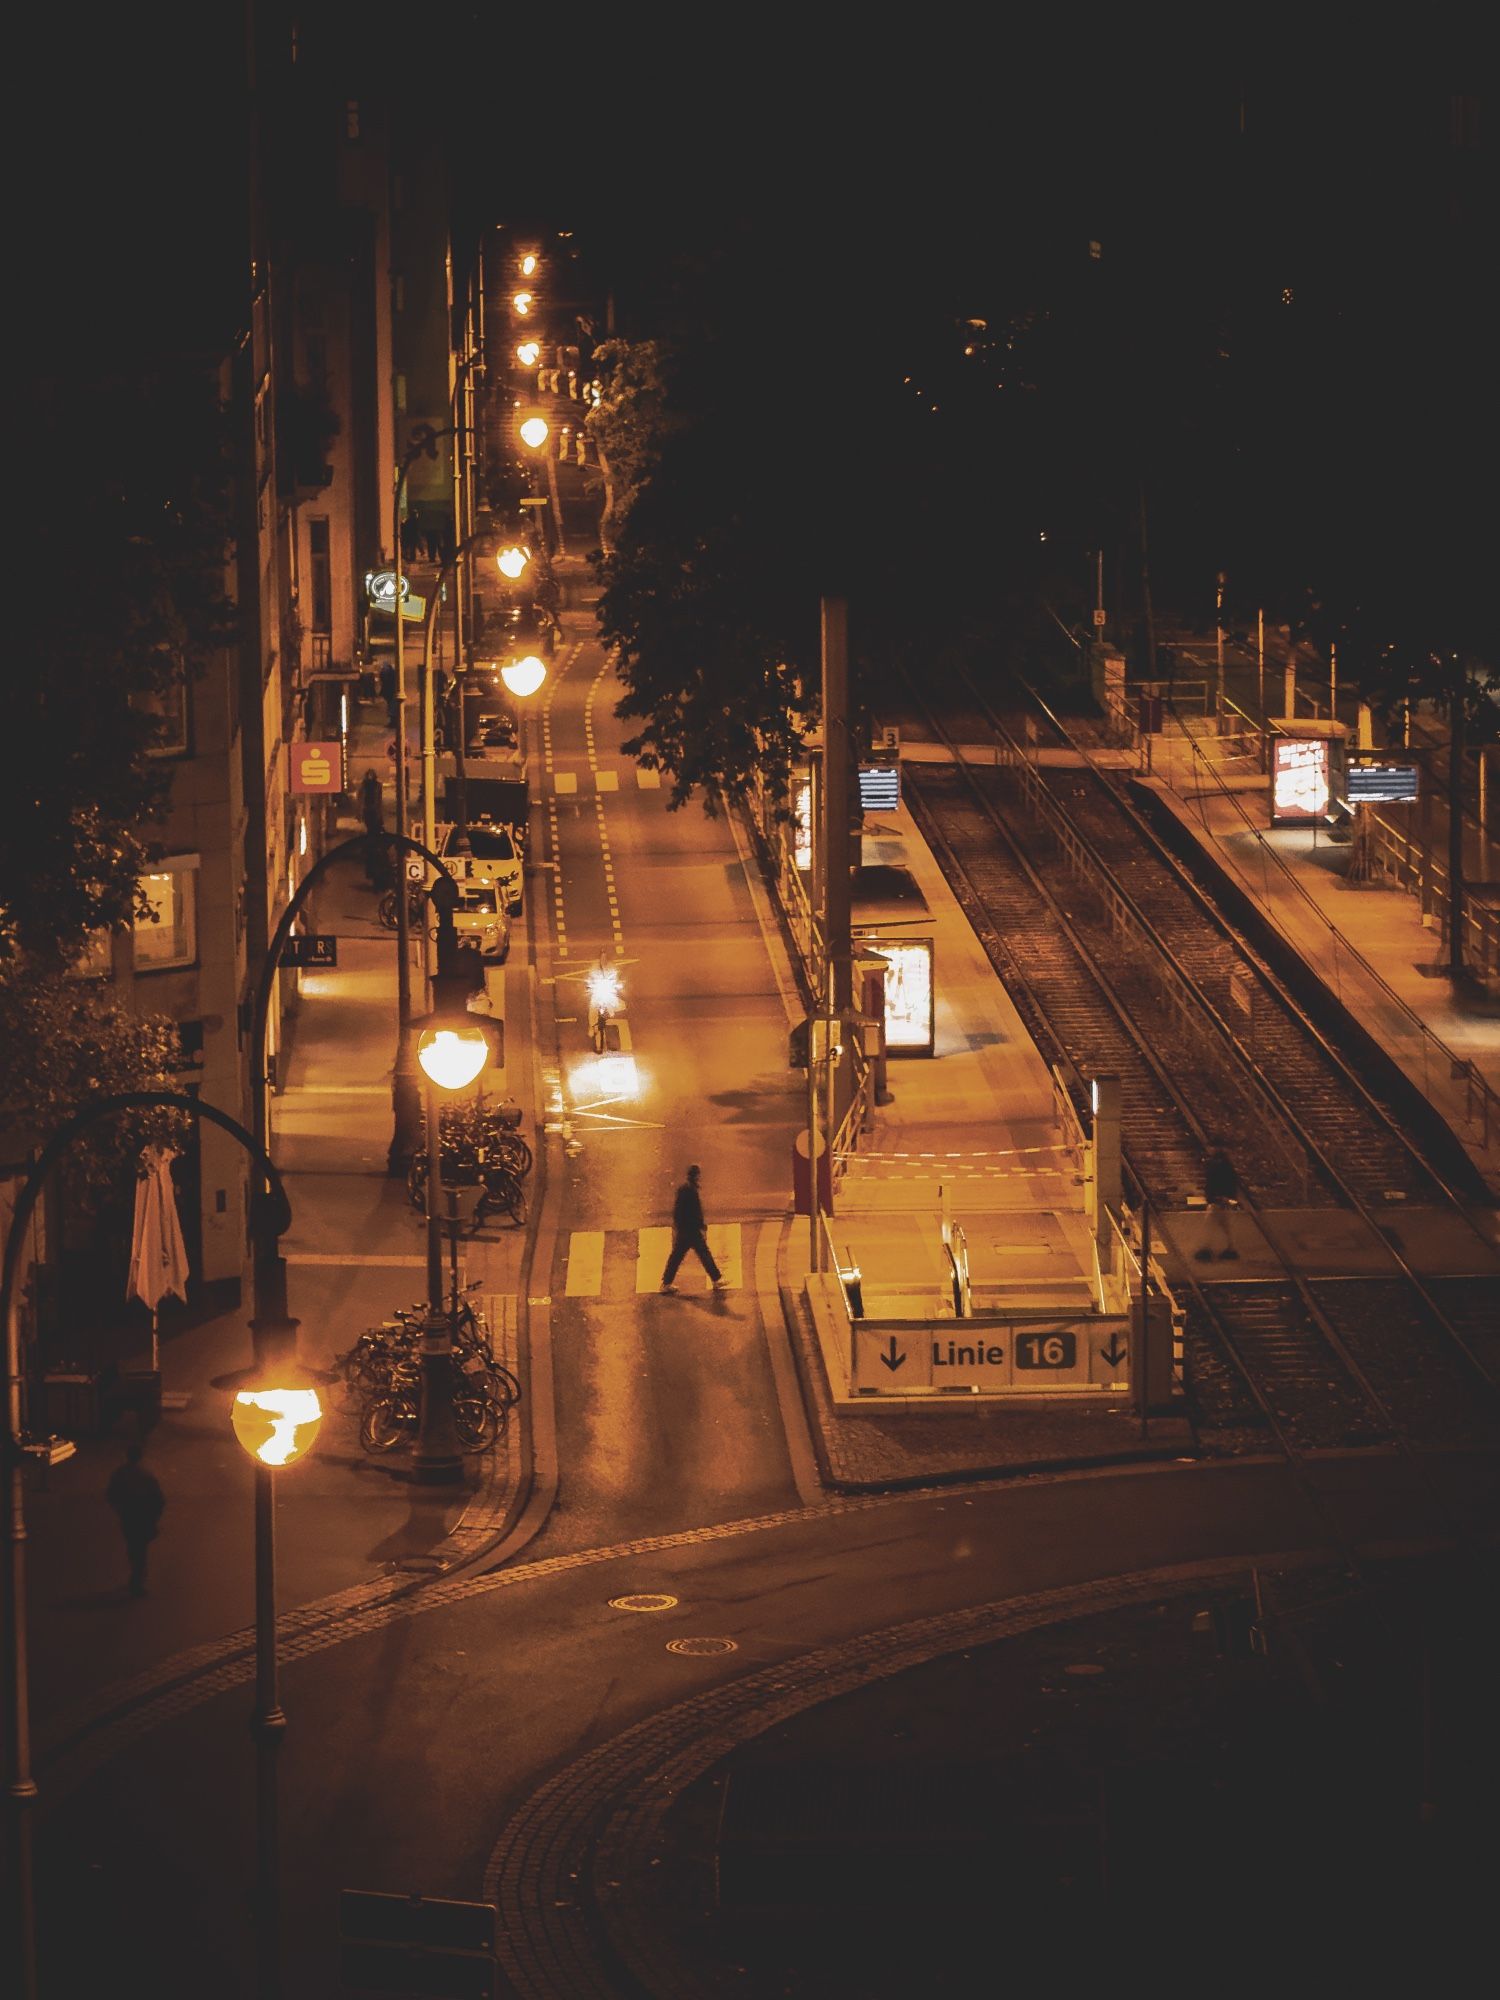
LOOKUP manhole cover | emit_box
[666,1636,738,1657]
[609,1594,678,1613]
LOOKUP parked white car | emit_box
[439,818,524,917]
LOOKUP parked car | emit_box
[440,817,524,917]
[450,880,511,963]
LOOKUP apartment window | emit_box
[134,860,199,971]
[136,672,189,757]
[309,517,332,634]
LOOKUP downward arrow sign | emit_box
[880,1336,907,1372]
[1101,1336,1128,1369]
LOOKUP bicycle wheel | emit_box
[453,1394,501,1452]
[377,889,398,930]
[482,1360,522,1412]
[359,1395,409,1454]
[487,1132,533,1179]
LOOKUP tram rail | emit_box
[896,666,1499,1465]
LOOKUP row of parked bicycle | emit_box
[331,1289,521,1456]
[406,1095,534,1231]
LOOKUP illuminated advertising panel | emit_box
[793,777,812,871]
[866,937,935,1056]
[1271,737,1331,823]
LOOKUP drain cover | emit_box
[609,1594,678,1613]
[666,1636,738,1657]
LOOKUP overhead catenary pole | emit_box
[821,596,853,1015]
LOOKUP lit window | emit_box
[134,866,198,971]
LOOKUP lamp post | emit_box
[409,873,502,1484]
[2,1092,302,2000]
[230,1355,322,2000]
[388,425,461,1172]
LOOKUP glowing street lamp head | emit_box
[417,1023,491,1090]
[501,654,547,698]
[516,340,540,367]
[520,253,537,276]
[232,1384,323,1468]
[519,416,549,450]
[496,544,530,579]
[512,291,533,316]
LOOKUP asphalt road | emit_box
[17,532,1497,2000]
[532,621,805,1553]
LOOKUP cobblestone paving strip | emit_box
[485,1550,1330,2000]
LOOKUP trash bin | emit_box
[792,1128,833,1217]
[42,1368,120,1439]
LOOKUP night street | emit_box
[5,24,1496,2000]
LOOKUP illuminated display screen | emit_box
[1347,761,1419,804]
[858,765,900,812]
[867,937,935,1055]
[1271,738,1331,822]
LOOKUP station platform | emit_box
[770,716,1500,1488]
[1138,729,1500,1204]
[772,793,1193,1490]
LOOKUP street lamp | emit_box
[406,872,502,1484]
[496,543,530,580]
[515,340,540,368]
[518,415,549,451]
[500,654,547,700]
[229,1362,323,2000]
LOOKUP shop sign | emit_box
[290,741,344,793]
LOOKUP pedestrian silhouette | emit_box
[660,1165,725,1292]
[1198,1148,1240,1261]
[106,1442,165,1597]
[359,768,391,886]
[399,517,421,563]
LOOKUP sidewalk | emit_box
[22,702,535,1760]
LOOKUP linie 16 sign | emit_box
[290,741,345,793]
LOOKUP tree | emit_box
[4,370,237,968]
[0,968,186,1203]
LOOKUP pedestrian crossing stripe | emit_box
[563,1224,744,1296]
[547,767,663,794]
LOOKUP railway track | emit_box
[895,667,1500,1465]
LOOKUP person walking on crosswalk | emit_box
[660,1165,726,1292]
